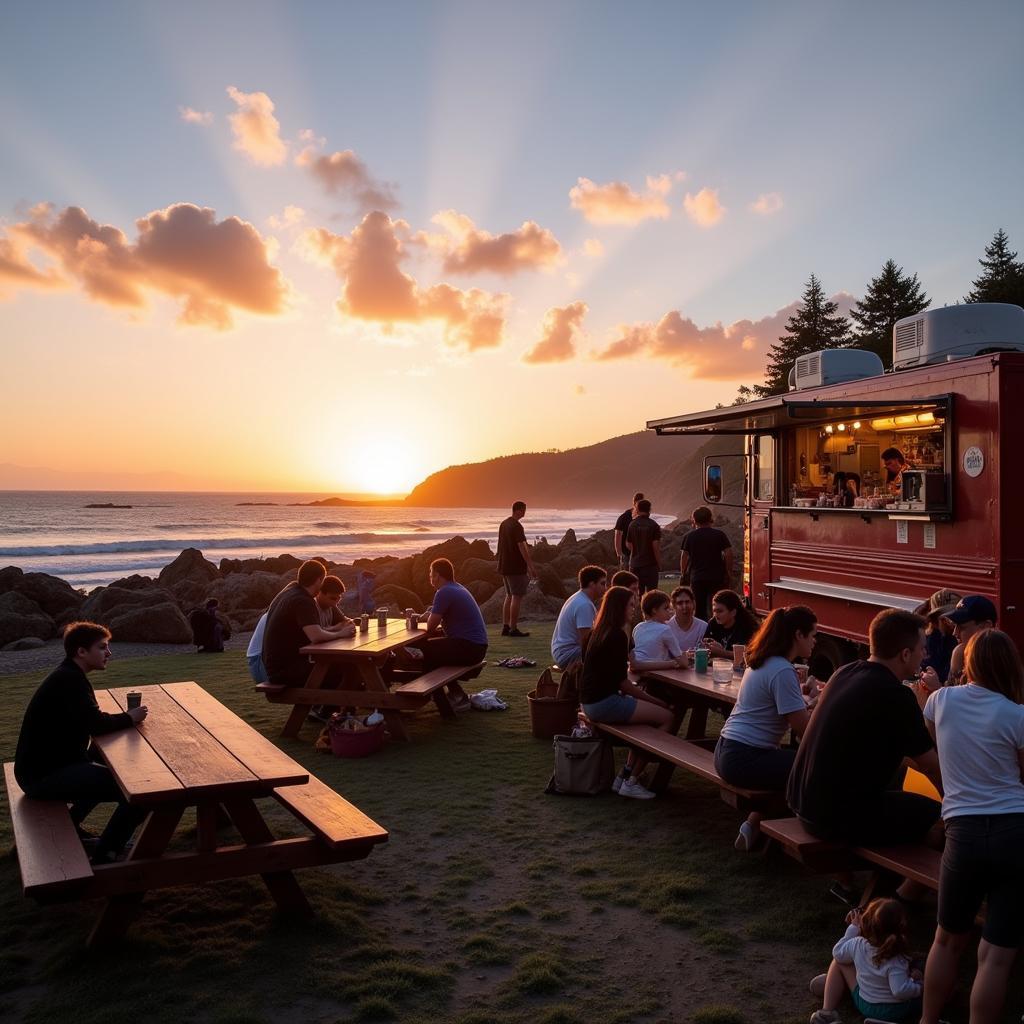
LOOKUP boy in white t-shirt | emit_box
[667,585,707,652]
[631,590,687,672]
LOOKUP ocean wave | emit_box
[313,521,351,529]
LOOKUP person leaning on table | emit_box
[13,621,149,865]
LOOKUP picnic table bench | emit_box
[256,618,484,741]
[3,681,388,945]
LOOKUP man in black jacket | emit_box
[14,621,149,863]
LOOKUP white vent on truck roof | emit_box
[893,303,1024,370]
[787,348,884,390]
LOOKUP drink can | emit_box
[377,607,388,628]
[126,691,142,710]
[360,613,370,633]
[694,648,709,674]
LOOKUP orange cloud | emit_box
[6,202,289,328]
[750,192,783,215]
[302,211,507,351]
[595,292,856,380]
[0,235,63,295]
[424,210,562,275]
[295,145,397,211]
[569,174,675,224]
[583,238,604,258]
[179,106,213,126]
[682,187,726,227]
[226,86,287,166]
[523,301,588,364]
[267,205,306,230]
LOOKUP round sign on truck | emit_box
[963,446,985,478]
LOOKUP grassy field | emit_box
[0,627,1019,1024]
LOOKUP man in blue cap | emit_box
[945,595,997,685]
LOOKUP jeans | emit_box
[421,638,488,672]
[714,737,796,791]
[23,760,147,858]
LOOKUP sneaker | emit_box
[618,778,656,800]
[734,820,760,852]
[508,628,531,638]
[501,624,510,636]
[809,1011,841,1024]
[450,695,471,713]
[612,774,626,793]
[808,973,827,998]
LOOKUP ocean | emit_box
[0,492,654,591]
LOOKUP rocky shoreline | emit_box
[0,517,737,651]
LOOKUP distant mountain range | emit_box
[403,430,743,516]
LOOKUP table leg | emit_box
[355,660,408,742]
[685,702,709,740]
[222,798,313,917]
[88,806,184,946]
[196,802,221,853]
[651,701,686,793]
[282,660,329,738]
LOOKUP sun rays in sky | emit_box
[1,1,1022,493]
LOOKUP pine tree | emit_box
[849,259,929,369]
[964,229,1024,306]
[757,274,852,396]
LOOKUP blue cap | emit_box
[945,595,997,625]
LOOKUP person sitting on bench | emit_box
[715,605,816,852]
[409,558,488,710]
[786,608,943,899]
[630,589,687,673]
[13,622,149,864]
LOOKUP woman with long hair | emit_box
[580,585,674,800]
[920,629,1024,1024]
[714,605,817,851]
[704,589,759,659]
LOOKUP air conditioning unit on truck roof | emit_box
[787,348,884,391]
[893,302,1024,370]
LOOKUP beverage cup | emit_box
[732,645,746,671]
[712,658,733,684]
[126,691,142,710]
[684,649,696,669]
[795,663,809,688]
[360,613,370,634]
[694,648,709,674]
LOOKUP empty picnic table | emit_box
[3,681,388,946]
[258,618,484,742]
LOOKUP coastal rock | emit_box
[550,551,590,579]
[478,587,563,625]
[206,571,284,616]
[556,529,577,550]
[18,572,85,620]
[157,548,219,589]
[458,557,502,588]
[464,580,497,604]
[107,603,192,644]
[531,539,558,564]
[373,584,425,614]
[0,591,56,646]
[0,566,26,594]
[2,636,46,651]
[534,563,568,600]
[219,554,303,576]
[108,574,157,591]
[373,558,415,593]
[410,537,493,600]
[81,586,179,622]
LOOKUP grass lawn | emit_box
[0,626,1020,1023]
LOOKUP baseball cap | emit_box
[945,595,997,625]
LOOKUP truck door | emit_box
[749,434,776,614]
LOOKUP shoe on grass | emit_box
[734,820,760,852]
[808,973,827,997]
[508,628,530,638]
[808,1011,841,1024]
[618,778,656,800]
[501,624,510,636]
[612,774,626,793]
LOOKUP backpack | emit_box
[545,734,614,796]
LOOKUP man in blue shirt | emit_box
[408,557,488,708]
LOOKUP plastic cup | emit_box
[126,691,142,710]
[795,664,809,688]
[694,648,709,674]
[712,659,733,684]
[732,645,746,671]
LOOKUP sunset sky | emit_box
[2,1,1022,494]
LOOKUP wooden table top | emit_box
[300,617,426,658]
[93,682,309,804]
[643,664,743,706]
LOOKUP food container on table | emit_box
[712,658,733,684]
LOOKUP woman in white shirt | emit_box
[920,628,1024,1024]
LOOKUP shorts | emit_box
[631,566,660,592]
[503,574,530,597]
[851,986,919,1022]
[714,737,796,791]
[802,790,940,846]
[247,654,269,683]
[938,813,1024,947]
[583,693,638,723]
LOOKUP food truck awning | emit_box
[647,396,950,435]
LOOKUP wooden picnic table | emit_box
[640,664,741,740]
[4,681,388,946]
[260,618,487,743]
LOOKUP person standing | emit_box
[497,500,537,638]
[614,492,643,569]
[14,622,149,864]
[919,629,1024,1024]
[679,506,734,620]
[625,498,661,594]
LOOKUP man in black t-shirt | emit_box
[263,560,356,686]
[613,492,644,568]
[787,608,943,852]
[497,501,537,638]
[679,506,733,620]
[625,498,661,593]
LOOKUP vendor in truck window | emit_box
[882,447,914,495]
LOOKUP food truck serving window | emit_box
[782,398,951,513]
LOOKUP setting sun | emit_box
[340,439,422,495]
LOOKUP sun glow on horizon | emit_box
[335,439,423,496]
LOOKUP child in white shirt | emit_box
[630,590,686,673]
[809,898,922,1023]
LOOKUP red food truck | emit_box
[647,302,1024,674]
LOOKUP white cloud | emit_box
[682,188,725,227]
[179,106,213,126]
